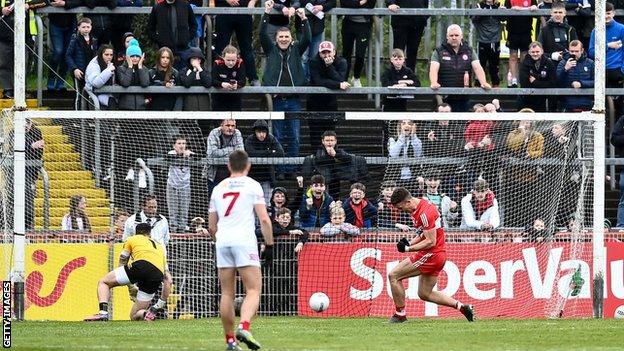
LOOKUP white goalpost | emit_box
[4,0,609,320]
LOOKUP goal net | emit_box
[0,110,600,320]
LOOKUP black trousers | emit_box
[342,20,372,79]
[478,42,501,86]
[392,21,426,73]
[214,15,258,81]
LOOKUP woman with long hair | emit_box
[148,46,179,110]
[61,194,91,232]
[85,44,116,109]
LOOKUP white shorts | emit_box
[216,244,260,268]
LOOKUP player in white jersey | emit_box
[209,150,273,351]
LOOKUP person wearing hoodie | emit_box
[116,39,150,110]
[589,2,624,89]
[299,174,334,228]
[244,119,285,203]
[179,47,211,113]
[342,183,377,229]
[116,32,136,66]
[471,0,503,87]
[212,45,246,111]
[537,3,578,63]
[267,186,304,225]
[517,41,557,112]
[557,40,594,112]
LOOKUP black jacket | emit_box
[179,47,211,111]
[148,66,180,110]
[538,19,578,60]
[211,57,246,111]
[307,54,347,111]
[148,0,197,51]
[519,54,557,89]
[244,119,285,184]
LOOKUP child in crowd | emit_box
[66,17,98,108]
[212,45,246,111]
[460,179,500,231]
[320,207,360,237]
[179,47,211,112]
[523,217,549,242]
[299,174,334,228]
[381,48,419,112]
[273,208,309,253]
[166,135,194,233]
[343,182,377,228]
[149,46,179,111]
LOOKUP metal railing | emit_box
[34,6,622,107]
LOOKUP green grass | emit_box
[10,317,624,350]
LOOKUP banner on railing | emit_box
[298,243,595,318]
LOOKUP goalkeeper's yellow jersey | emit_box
[122,235,166,274]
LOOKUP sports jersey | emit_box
[121,234,167,274]
[209,175,265,247]
[410,198,445,253]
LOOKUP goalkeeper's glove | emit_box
[261,245,274,266]
[397,238,410,253]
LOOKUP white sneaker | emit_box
[352,78,362,88]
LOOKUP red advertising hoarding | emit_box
[605,242,624,319]
[298,243,594,318]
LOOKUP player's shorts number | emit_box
[223,192,240,216]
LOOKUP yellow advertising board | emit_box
[0,243,135,321]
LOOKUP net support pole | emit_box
[12,0,27,321]
[592,0,606,319]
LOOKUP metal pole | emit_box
[331,14,337,47]
[12,0,27,321]
[95,119,101,187]
[592,0,606,319]
[40,167,49,230]
[35,15,43,107]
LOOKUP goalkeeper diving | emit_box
[85,223,167,321]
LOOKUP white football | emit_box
[614,305,624,319]
[309,292,330,312]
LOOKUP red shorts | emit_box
[409,251,447,276]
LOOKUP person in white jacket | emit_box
[387,119,423,185]
[85,44,116,109]
[460,179,500,231]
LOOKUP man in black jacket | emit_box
[313,130,352,200]
[147,0,197,69]
[244,119,284,203]
[537,2,578,63]
[518,41,557,111]
[307,40,349,143]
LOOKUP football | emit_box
[309,292,330,312]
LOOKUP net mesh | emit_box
[0,111,597,320]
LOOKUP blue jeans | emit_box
[618,170,624,227]
[303,32,324,81]
[272,97,301,174]
[48,22,74,87]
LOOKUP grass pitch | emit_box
[11,317,623,350]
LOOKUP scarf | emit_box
[350,199,368,228]
[474,191,495,219]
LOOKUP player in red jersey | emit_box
[387,187,474,323]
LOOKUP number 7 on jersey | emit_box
[223,192,240,216]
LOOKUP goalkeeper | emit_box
[85,223,167,321]
[387,187,475,323]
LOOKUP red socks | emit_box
[394,305,406,316]
[238,320,250,331]
[225,334,235,344]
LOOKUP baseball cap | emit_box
[318,41,334,52]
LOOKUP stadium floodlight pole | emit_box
[12,0,28,321]
[592,0,606,319]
